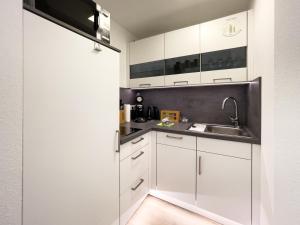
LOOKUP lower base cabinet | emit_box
[157,144,196,204]
[197,151,251,225]
[120,132,255,225]
[120,133,150,225]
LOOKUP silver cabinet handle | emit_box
[198,156,202,175]
[213,78,232,83]
[166,135,183,140]
[131,179,144,191]
[139,83,151,87]
[131,151,144,160]
[174,81,188,86]
[94,42,102,52]
[116,130,120,153]
[131,137,144,145]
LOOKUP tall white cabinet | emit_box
[23,11,120,225]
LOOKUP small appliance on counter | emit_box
[152,106,160,120]
[134,95,147,123]
[146,106,153,120]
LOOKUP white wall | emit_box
[0,1,23,225]
[274,0,300,224]
[110,20,136,88]
[251,0,275,225]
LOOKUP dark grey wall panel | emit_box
[135,85,248,125]
[165,54,200,75]
[246,77,261,138]
[130,60,165,79]
[201,47,247,71]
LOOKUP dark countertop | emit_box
[120,120,261,145]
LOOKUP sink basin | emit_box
[204,125,251,137]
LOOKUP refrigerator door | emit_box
[23,10,119,225]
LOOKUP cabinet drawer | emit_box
[201,68,247,84]
[164,72,201,86]
[120,170,149,214]
[197,137,251,159]
[120,145,149,195]
[129,76,165,88]
[157,132,196,150]
[120,133,150,160]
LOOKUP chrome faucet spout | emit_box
[222,97,239,128]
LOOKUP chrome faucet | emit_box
[222,97,239,128]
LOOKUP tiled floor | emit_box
[126,195,222,225]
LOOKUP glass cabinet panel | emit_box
[201,47,247,72]
[165,54,200,75]
[130,60,165,79]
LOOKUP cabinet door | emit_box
[130,34,164,65]
[157,144,196,204]
[129,60,165,88]
[165,25,200,58]
[200,12,247,53]
[197,151,251,225]
[23,11,119,225]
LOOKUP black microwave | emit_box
[24,0,110,44]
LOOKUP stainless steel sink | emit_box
[204,125,251,137]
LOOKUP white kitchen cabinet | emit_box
[129,34,165,88]
[200,11,248,53]
[23,10,119,225]
[130,34,164,65]
[157,144,196,204]
[164,25,201,86]
[201,68,247,84]
[197,138,252,225]
[165,25,200,58]
[164,72,201,86]
[129,76,165,88]
[120,135,150,225]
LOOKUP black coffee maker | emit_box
[134,95,147,123]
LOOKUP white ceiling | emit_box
[97,0,251,39]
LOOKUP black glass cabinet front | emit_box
[201,47,247,72]
[165,54,200,75]
[130,60,165,79]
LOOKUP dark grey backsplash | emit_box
[120,80,261,138]
[136,85,248,125]
[246,77,261,138]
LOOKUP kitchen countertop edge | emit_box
[120,121,261,145]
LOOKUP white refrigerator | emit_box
[23,10,120,225]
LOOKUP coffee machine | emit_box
[134,95,147,123]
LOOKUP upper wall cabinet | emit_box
[130,34,165,88]
[200,12,247,53]
[165,25,200,58]
[164,25,201,86]
[130,34,164,65]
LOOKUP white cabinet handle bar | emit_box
[131,137,144,144]
[131,179,144,191]
[166,135,183,140]
[131,151,144,160]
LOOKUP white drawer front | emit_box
[157,132,196,150]
[164,72,201,86]
[197,137,251,159]
[129,76,165,88]
[120,145,149,195]
[120,133,150,160]
[120,170,149,214]
[201,68,247,84]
